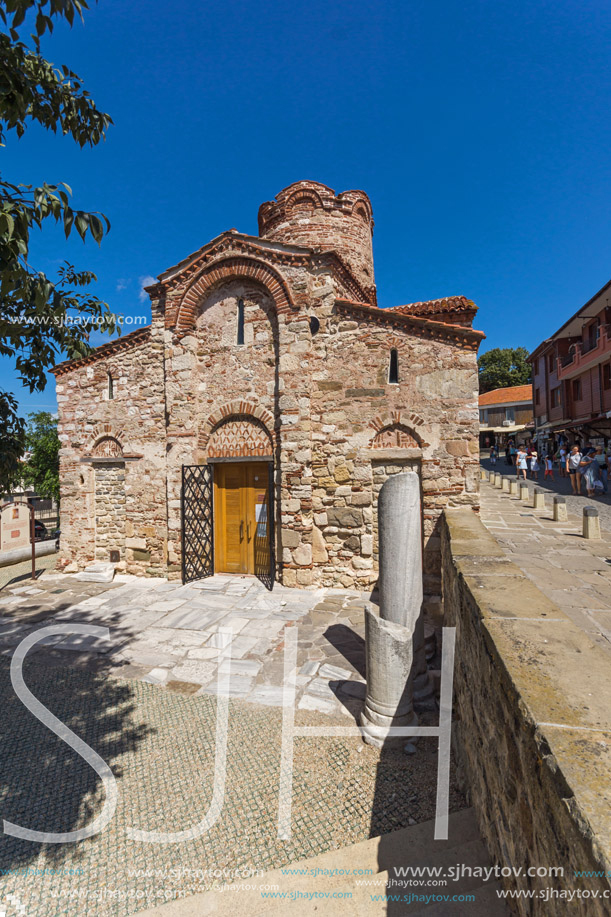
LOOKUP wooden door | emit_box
[214,463,270,575]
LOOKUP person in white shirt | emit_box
[566,445,583,495]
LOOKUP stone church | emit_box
[53,180,483,618]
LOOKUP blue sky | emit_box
[2,0,610,415]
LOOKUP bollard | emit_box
[502,476,511,492]
[533,488,545,510]
[553,496,568,522]
[480,468,489,482]
[519,482,529,502]
[583,506,601,540]
[494,472,503,489]
[510,480,519,496]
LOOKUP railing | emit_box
[581,334,599,355]
[560,352,575,367]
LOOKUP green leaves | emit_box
[0,0,115,470]
[21,410,60,503]
[478,347,532,394]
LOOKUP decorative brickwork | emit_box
[207,417,273,458]
[92,436,123,458]
[52,180,483,603]
[371,424,419,449]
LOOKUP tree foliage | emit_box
[0,0,115,475]
[478,346,532,394]
[21,410,60,501]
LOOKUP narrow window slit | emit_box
[389,349,399,384]
[237,298,245,345]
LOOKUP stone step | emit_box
[137,808,509,917]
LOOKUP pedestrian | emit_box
[490,445,497,466]
[516,445,528,481]
[558,444,567,478]
[509,442,516,465]
[567,445,583,495]
[579,448,602,498]
[505,443,511,466]
[596,446,608,494]
[531,448,540,481]
[544,454,554,479]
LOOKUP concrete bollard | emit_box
[519,482,529,501]
[583,506,601,540]
[553,496,568,522]
[501,476,510,492]
[480,468,489,482]
[494,472,503,488]
[510,480,519,496]
[533,488,545,510]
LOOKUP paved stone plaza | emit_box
[480,477,611,655]
[0,572,373,716]
[0,568,463,917]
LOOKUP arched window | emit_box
[107,372,114,400]
[309,315,320,335]
[237,298,245,345]
[388,349,399,384]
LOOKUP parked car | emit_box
[34,520,47,541]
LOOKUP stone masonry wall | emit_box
[55,329,166,574]
[94,462,126,562]
[441,508,611,914]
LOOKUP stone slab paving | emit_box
[0,572,370,717]
[481,451,611,532]
[479,477,611,655]
[0,612,464,917]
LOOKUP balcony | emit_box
[556,326,611,381]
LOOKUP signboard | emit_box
[0,503,31,552]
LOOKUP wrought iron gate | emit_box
[253,462,276,591]
[181,464,214,584]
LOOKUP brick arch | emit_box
[199,401,276,453]
[85,422,128,455]
[175,256,296,332]
[370,411,427,449]
[284,188,325,211]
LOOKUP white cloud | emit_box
[139,275,156,302]
[116,278,129,292]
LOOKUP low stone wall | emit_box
[441,508,611,915]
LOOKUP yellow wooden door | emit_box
[214,463,247,573]
[214,462,270,575]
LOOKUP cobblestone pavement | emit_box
[481,451,611,532]
[0,573,372,717]
[0,573,463,917]
[480,477,611,655]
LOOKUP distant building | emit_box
[529,279,611,450]
[479,384,533,448]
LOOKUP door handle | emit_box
[240,520,244,541]
[247,521,251,541]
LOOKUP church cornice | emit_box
[335,299,485,350]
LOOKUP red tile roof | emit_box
[479,384,532,406]
[388,296,476,317]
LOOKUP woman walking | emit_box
[567,445,583,495]
[530,448,539,481]
[516,445,528,481]
[579,448,602,498]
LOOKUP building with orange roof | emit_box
[479,384,533,448]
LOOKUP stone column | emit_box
[361,472,424,748]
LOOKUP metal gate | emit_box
[253,462,276,591]
[181,464,214,584]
